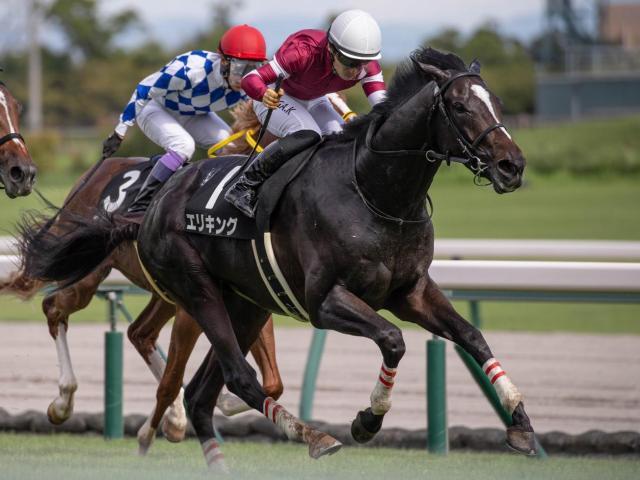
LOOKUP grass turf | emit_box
[0,433,638,480]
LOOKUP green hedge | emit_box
[515,115,640,176]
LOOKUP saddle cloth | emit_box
[184,145,319,240]
[100,156,158,214]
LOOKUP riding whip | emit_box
[240,74,284,171]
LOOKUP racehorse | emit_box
[0,81,36,197]
[18,47,535,469]
[2,101,282,454]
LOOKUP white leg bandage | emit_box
[201,438,227,471]
[263,397,302,441]
[482,358,523,414]
[370,362,396,415]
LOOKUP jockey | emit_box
[225,9,387,217]
[101,24,267,217]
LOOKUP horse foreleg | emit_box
[312,284,406,444]
[388,275,536,455]
[126,297,189,454]
[216,314,283,416]
[43,268,109,424]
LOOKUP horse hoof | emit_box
[162,417,186,443]
[506,426,537,456]
[351,408,382,444]
[47,400,72,425]
[307,431,342,459]
[137,425,156,456]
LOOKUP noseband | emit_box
[0,132,25,148]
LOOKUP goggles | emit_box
[328,41,370,69]
[229,58,262,77]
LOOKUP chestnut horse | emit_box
[0,81,36,197]
[2,101,282,453]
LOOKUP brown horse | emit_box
[0,81,36,197]
[1,101,283,453]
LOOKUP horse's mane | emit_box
[336,47,467,141]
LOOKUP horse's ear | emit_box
[411,59,449,85]
[469,59,481,74]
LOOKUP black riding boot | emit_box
[127,175,164,214]
[225,129,321,218]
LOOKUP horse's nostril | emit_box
[9,165,25,182]
[28,165,37,183]
[497,159,518,178]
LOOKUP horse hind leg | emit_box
[43,266,110,424]
[179,281,339,469]
[216,314,283,416]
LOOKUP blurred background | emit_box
[1,0,638,333]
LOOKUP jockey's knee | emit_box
[167,138,195,163]
[280,129,321,156]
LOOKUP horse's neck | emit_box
[356,85,440,219]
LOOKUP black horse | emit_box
[19,47,534,467]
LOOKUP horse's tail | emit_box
[0,268,44,299]
[16,209,138,290]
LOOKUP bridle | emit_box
[356,64,507,224]
[425,71,505,184]
[0,132,25,148]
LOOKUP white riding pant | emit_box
[252,94,344,138]
[137,99,232,161]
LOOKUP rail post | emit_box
[427,335,448,454]
[299,328,328,421]
[104,291,124,439]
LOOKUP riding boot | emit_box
[225,129,321,218]
[128,175,164,214]
[114,150,184,225]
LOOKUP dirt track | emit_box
[1,322,638,434]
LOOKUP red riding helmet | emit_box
[219,24,267,61]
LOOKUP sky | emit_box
[101,0,549,59]
[0,0,613,60]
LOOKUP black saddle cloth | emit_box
[184,145,319,240]
[100,156,159,214]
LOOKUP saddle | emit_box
[184,145,319,239]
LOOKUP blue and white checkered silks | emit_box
[115,50,246,137]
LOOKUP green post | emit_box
[104,291,124,439]
[454,344,548,458]
[469,300,482,328]
[427,336,448,454]
[299,328,327,421]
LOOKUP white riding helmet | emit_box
[328,9,382,61]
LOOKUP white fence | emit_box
[2,236,640,296]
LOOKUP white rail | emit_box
[2,255,639,293]
[3,237,640,261]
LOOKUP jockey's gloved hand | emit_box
[262,87,285,109]
[102,131,123,160]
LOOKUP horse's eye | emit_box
[453,102,466,113]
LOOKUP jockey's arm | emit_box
[361,61,387,107]
[114,60,190,138]
[325,93,357,122]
